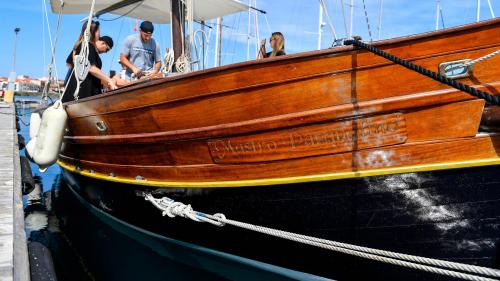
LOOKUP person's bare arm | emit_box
[257,39,267,59]
[89,65,117,90]
[150,61,161,74]
[119,53,142,78]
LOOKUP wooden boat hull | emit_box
[59,19,500,186]
[57,177,332,281]
[57,18,500,280]
[62,163,500,280]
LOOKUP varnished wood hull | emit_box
[62,164,500,280]
[56,19,500,280]
[59,19,500,186]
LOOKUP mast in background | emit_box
[317,3,323,50]
[476,0,481,22]
[349,0,354,38]
[246,0,251,60]
[253,0,260,58]
[201,20,205,69]
[214,17,223,67]
[435,0,441,30]
[486,0,495,18]
[377,0,383,39]
[171,0,184,72]
[246,0,260,60]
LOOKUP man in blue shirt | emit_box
[119,21,161,82]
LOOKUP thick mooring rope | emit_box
[344,39,500,105]
[144,194,500,281]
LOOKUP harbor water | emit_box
[17,97,237,281]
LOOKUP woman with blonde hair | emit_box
[258,32,286,59]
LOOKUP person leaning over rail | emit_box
[257,32,286,59]
[113,21,161,87]
[62,36,117,103]
[64,20,101,86]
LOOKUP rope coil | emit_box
[71,0,96,101]
[175,54,191,74]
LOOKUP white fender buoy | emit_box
[25,138,48,173]
[31,101,67,168]
[29,112,41,139]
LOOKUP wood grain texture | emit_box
[61,99,485,167]
[208,113,407,163]
[60,133,500,182]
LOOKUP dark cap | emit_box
[140,21,154,34]
[99,36,113,49]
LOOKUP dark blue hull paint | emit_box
[62,164,500,280]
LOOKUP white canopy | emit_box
[51,0,249,23]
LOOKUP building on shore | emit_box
[0,75,63,94]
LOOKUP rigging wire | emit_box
[108,18,125,73]
[204,25,213,68]
[361,0,373,42]
[377,0,383,40]
[439,7,445,29]
[263,13,272,35]
[42,0,61,93]
[233,12,243,63]
[318,0,338,40]
[69,0,97,101]
[254,0,260,58]
[41,0,63,96]
[41,0,46,77]
[340,0,349,38]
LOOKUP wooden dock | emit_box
[0,102,29,281]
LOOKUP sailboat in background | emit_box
[42,0,500,280]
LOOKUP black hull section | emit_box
[61,165,500,280]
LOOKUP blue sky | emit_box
[0,0,498,79]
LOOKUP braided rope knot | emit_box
[165,202,201,222]
[144,193,225,226]
[211,213,227,227]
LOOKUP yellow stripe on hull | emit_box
[57,158,500,189]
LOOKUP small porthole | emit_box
[96,121,108,132]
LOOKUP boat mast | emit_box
[349,0,354,38]
[254,0,260,57]
[246,0,251,60]
[476,0,481,22]
[171,0,185,72]
[201,20,205,69]
[377,0,383,39]
[435,0,440,30]
[214,17,223,67]
[218,18,223,66]
[318,3,323,50]
[486,0,495,18]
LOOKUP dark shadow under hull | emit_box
[61,164,500,280]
